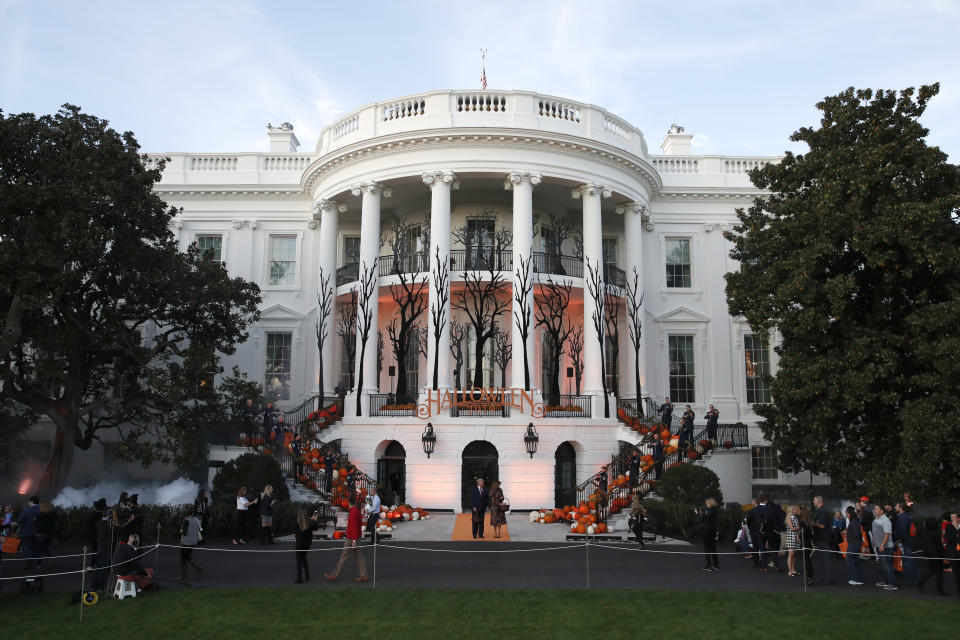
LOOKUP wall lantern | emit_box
[524,423,539,458]
[422,423,437,458]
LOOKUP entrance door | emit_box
[461,441,499,511]
[554,442,577,508]
[376,441,406,505]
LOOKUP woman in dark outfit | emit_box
[699,497,719,571]
[488,480,507,539]
[294,509,320,583]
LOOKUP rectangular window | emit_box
[342,236,361,266]
[401,225,424,273]
[195,234,223,262]
[339,331,356,390]
[665,238,692,288]
[269,235,297,286]
[540,331,559,393]
[265,332,292,401]
[602,238,618,266]
[465,218,495,269]
[744,335,772,404]
[751,445,778,480]
[405,338,420,391]
[668,335,695,403]
[604,334,618,394]
[466,325,494,387]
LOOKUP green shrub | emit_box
[212,452,290,503]
[644,500,745,543]
[656,464,723,505]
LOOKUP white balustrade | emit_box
[333,114,360,140]
[651,158,700,174]
[603,115,631,140]
[456,93,508,112]
[261,156,311,171]
[381,98,426,121]
[189,156,239,171]
[538,98,581,123]
[723,159,769,173]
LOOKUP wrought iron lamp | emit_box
[422,422,437,458]
[524,422,539,458]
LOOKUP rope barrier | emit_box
[0,544,160,582]
[2,550,89,562]
[588,541,960,562]
[377,542,588,554]
[157,543,347,554]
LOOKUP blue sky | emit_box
[2,0,958,159]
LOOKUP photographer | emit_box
[294,509,320,583]
[697,498,720,571]
[114,533,155,592]
[628,493,646,546]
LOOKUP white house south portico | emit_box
[153,89,826,512]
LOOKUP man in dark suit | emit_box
[812,495,833,584]
[470,478,489,539]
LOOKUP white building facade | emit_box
[152,90,823,509]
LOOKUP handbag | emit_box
[498,498,509,513]
[1,534,20,554]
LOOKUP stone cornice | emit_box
[155,188,305,201]
[656,189,765,202]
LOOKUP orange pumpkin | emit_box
[597,523,607,533]
[576,524,587,534]
[588,501,596,510]
[578,505,589,515]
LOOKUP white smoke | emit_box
[53,477,200,508]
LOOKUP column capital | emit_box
[571,183,612,199]
[350,181,392,198]
[313,198,348,218]
[422,170,460,190]
[503,171,542,190]
[615,200,649,219]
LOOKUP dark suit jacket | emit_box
[470,486,489,512]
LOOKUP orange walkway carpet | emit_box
[450,513,510,541]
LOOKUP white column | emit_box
[314,198,346,395]
[506,171,540,391]
[573,183,611,399]
[423,171,458,391]
[351,182,390,401]
[617,200,648,399]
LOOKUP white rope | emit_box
[587,542,960,562]
[0,544,159,582]
[2,550,89,561]
[378,542,587,554]
[158,543,346,554]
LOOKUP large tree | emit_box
[724,84,960,503]
[315,269,334,397]
[534,276,574,406]
[354,259,378,416]
[384,215,428,401]
[624,267,645,401]
[0,105,261,493]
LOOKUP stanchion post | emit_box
[154,522,161,579]
[373,538,377,589]
[79,545,88,622]
[801,534,808,594]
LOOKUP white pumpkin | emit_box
[570,522,578,531]
[606,521,616,532]
[402,513,411,521]
[424,515,429,519]
[390,505,398,511]
[694,443,705,455]
[412,512,420,520]
[529,511,538,522]
[586,525,595,535]
[669,437,679,448]
[538,517,545,523]
[379,512,387,520]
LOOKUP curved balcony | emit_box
[532,251,582,279]
[336,262,359,287]
[379,252,430,278]
[317,90,649,159]
[449,248,513,273]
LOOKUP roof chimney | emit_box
[660,124,693,155]
[267,122,300,153]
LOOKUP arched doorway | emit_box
[555,442,577,508]
[461,441,498,510]
[377,441,406,505]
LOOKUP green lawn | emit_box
[1,588,955,638]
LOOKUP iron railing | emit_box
[532,251,582,278]
[369,394,416,417]
[604,264,626,289]
[449,248,513,272]
[378,251,430,277]
[544,394,592,418]
[336,262,359,286]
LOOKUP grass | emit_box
[0,588,956,638]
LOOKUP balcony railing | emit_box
[379,251,430,277]
[532,251,582,278]
[337,262,359,286]
[369,394,416,417]
[449,248,513,272]
[544,395,592,418]
[604,263,626,289]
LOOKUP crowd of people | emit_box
[723,493,960,602]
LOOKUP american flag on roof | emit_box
[481,49,487,89]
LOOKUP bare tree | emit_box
[452,210,512,271]
[586,259,610,418]
[604,283,623,397]
[624,266,645,401]
[513,253,533,391]
[354,259,378,416]
[418,323,429,362]
[429,245,449,389]
[449,317,466,390]
[534,276,574,406]
[335,291,357,391]
[569,324,584,395]
[315,269,335,397]
[492,323,512,387]
[377,329,384,392]
[452,214,512,387]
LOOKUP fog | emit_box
[53,477,199,508]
